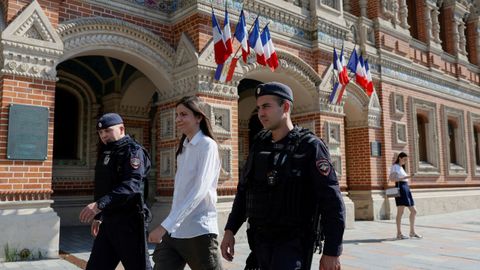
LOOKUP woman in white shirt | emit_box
[389,152,422,240]
[148,96,222,270]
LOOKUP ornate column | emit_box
[343,0,351,13]
[399,0,409,29]
[381,0,400,26]
[359,0,368,17]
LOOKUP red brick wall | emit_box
[0,76,56,201]
[381,80,480,188]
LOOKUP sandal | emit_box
[410,233,423,238]
[396,234,409,240]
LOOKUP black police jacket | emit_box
[225,127,345,257]
[94,135,151,217]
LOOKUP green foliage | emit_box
[3,244,44,262]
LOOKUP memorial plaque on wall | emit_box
[7,104,49,160]
[370,141,381,157]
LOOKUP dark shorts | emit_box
[395,181,415,207]
[152,233,222,270]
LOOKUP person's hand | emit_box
[91,220,101,237]
[220,230,235,261]
[148,225,167,243]
[79,202,100,223]
[319,254,341,270]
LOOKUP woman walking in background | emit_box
[389,152,422,240]
[148,96,223,270]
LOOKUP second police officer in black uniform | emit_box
[79,113,152,270]
[220,82,346,270]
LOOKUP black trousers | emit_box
[253,232,306,270]
[86,212,152,270]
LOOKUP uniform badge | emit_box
[130,157,141,169]
[256,87,261,95]
[316,159,331,176]
[98,122,102,128]
[103,155,110,165]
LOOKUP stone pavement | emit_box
[1,209,479,269]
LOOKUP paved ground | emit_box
[1,209,479,269]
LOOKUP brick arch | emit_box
[57,17,175,96]
[240,50,321,113]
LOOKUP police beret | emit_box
[97,113,123,129]
[255,82,293,102]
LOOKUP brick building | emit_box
[1,0,479,260]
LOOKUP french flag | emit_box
[364,59,374,96]
[223,10,233,57]
[234,10,250,63]
[248,18,266,66]
[329,48,349,104]
[336,46,349,85]
[215,56,239,83]
[212,10,228,65]
[260,25,279,71]
[348,49,368,90]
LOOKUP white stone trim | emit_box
[1,0,63,80]
[159,148,175,178]
[468,112,480,176]
[204,103,231,137]
[58,17,174,95]
[393,121,407,146]
[159,109,175,140]
[392,93,405,116]
[410,98,440,175]
[442,106,467,175]
[219,145,232,179]
[324,121,341,145]
[297,120,315,133]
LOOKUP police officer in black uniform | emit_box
[220,82,345,270]
[79,113,152,270]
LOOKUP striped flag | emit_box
[234,10,250,63]
[329,48,349,104]
[260,25,278,71]
[223,9,233,57]
[248,18,266,66]
[211,10,228,65]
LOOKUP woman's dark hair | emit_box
[175,96,215,157]
[394,152,408,170]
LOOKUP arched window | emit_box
[53,89,80,160]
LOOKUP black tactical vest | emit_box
[244,127,316,228]
[94,136,150,208]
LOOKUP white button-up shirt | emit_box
[161,130,221,238]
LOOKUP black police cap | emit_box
[255,82,294,102]
[97,113,123,129]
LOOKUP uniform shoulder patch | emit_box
[316,158,331,176]
[130,156,141,169]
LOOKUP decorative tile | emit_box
[159,148,175,178]
[160,109,175,140]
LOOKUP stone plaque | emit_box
[370,141,381,157]
[7,104,49,160]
